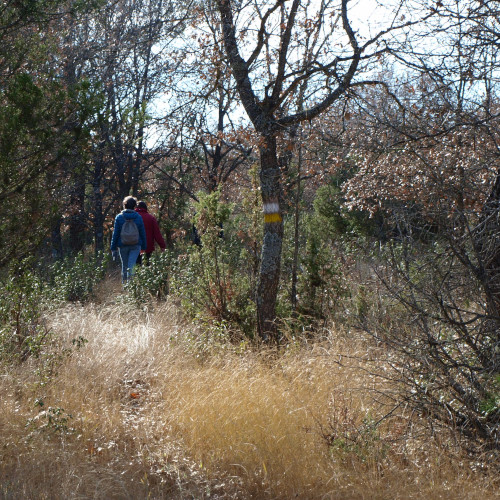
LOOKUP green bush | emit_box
[50,251,109,302]
[0,261,50,362]
[0,254,100,364]
[169,190,257,336]
[126,251,171,304]
[26,398,75,437]
[280,208,349,323]
[298,217,348,319]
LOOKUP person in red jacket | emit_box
[135,201,166,265]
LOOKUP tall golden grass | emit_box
[1,282,498,499]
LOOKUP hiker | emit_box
[111,196,147,283]
[135,200,166,265]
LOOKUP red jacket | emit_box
[135,207,166,254]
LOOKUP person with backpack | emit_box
[111,196,147,283]
[135,200,166,265]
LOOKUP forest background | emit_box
[1,0,499,498]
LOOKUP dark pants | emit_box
[136,252,152,266]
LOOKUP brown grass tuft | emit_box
[1,290,499,499]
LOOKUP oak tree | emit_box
[215,0,434,340]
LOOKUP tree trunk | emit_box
[257,134,283,341]
[62,30,87,256]
[290,146,301,315]
[93,188,105,253]
[69,171,86,254]
[51,218,63,260]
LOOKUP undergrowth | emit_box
[1,285,498,499]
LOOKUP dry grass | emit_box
[1,281,499,499]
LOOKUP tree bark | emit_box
[51,218,63,260]
[92,168,105,253]
[290,139,302,315]
[257,134,283,341]
[68,171,86,254]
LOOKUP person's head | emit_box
[137,201,147,210]
[123,196,137,210]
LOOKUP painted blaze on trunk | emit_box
[257,135,283,341]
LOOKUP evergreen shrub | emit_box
[169,190,257,337]
[50,251,109,302]
[126,251,171,303]
[0,260,50,362]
